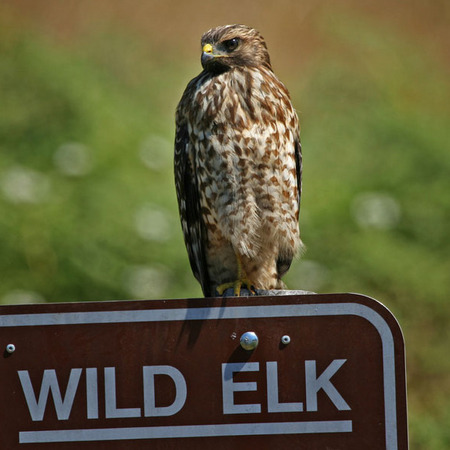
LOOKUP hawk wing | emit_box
[276,133,302,278]
[174,121,212,297]
[294,136,302,212]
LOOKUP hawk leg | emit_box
[216,254,255,296]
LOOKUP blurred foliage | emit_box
[1,2,449,448]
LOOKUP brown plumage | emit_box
[174,24,302,297]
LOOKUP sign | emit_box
[0,293,408,449]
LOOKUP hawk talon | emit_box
[234,279,256,296]
[215,281,235,296]
[216,279,256,297]
[215,253,256,296]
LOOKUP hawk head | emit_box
[200,24,271,73]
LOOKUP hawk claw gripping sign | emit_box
[0,293,408,449]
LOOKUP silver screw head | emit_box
[240,331,258,351]
[6,344,15,354]
[281,335,291,345]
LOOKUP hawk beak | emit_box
[201,43,216,67]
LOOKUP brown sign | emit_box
[0,293,407,449]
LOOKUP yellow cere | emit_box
[202,43,213,54]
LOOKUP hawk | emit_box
[174,24,302,297]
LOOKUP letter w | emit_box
[18,369,82,421]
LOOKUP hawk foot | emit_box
[216,279,256,297]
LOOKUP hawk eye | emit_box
[223,38,240,52]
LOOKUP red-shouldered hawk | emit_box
[175,24,302,297]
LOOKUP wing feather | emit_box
[294,136,302,211]
[174,121,212,296]
[276,134,302,277]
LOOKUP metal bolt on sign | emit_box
[240,331,258,350]
[6,344,15,354]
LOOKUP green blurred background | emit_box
[1,0,449,447]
